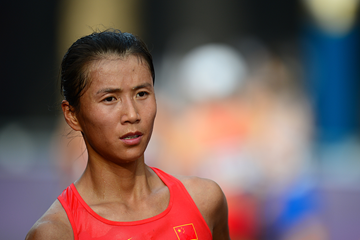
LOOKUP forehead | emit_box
[86,55,152,85]
[90,54,149,73]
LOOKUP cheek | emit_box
[139,105,156,132]
[78,106,110,133]
[146,102,157,124]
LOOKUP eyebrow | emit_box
[96,88,121,95]
[132,83,153,91]
[96,83,153,95]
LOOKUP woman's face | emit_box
[75,55,156,164]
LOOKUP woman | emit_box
[26,29,230,239]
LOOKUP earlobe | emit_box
[61,100,82,132]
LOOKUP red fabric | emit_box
[58,167,212,240]
[173,223,198,240]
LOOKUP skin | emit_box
[26,55,230,240]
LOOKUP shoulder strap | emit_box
[57,184,79,240]
[150,167,201,214]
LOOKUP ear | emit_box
[61,100,83,132]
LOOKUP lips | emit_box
[120,131,143,145]
[120,131,143,139]
[122,135,140,139]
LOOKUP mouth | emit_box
[120,131,143,146]
[122,134,141,140]
[120,131,143,140]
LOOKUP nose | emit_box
[120,98,140,124]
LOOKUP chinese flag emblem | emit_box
[173,223,198,240]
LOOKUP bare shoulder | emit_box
[175,175,230,239]
[25,199,73,240]
[176,175,225,211]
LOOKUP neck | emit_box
[75,156,154,205]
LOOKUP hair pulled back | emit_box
[61,29,155,111]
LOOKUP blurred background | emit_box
[1,0,360,239]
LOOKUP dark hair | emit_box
[61,29,155,111]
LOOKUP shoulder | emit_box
[175,175,230,239]
[25,199,73,240]
[176,175,225,210]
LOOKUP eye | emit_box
[136,91,149,98]
[103,96,116,102]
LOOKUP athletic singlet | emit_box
[58,167,212,240]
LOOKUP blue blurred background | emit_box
[1,1,360,239]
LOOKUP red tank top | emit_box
[58,167,212,239]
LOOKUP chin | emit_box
[113,151,144,164]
